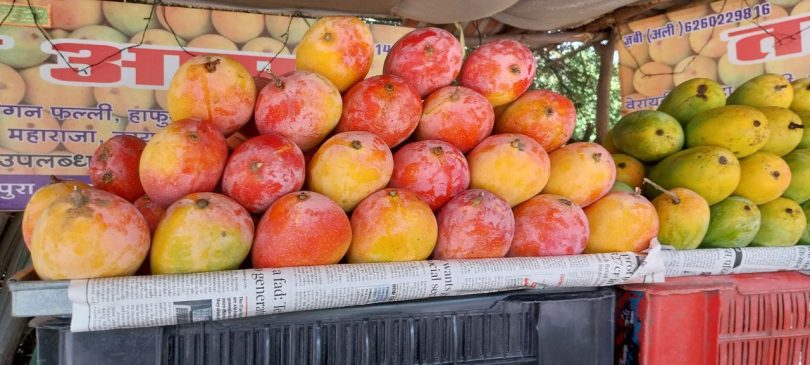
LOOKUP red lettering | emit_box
[723,15,810,63]
[40,40,299,88]
[48,43,122,83]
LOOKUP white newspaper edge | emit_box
[67,242,810,333]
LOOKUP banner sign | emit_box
[618,0,810,114]
[0,0,412,210]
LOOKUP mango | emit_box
[69,25,128,43]
[336,75,422,148]
[543,142,615,207]
[22,180,90,248]
[347,188,438,263]
[468,134,551,207]
[151,192,253,274]
[648,36,691,67]
[612,110,684,162]
[416,86,495,153]
[727,73,794,108]
[0,26,50,69]
[494,89,577,152]
[389,140,470,210]
[633,62,674,97]
[156,6,212,40]
[584,192,659,253]
[0,64,24,104]
[798,112,810,149]
[384,27,463,97]
[613,153,645,188]
[801,201,810,244]
[139,119,228,208]
[652,188,710,250]
[211,10,264,44]
[718,54,764,88]
[433,189,514,259]
[602,130,620,153]
[252,191,351,268]
[757,107,804,156]
[672,56,718,86]
[611,181,636,193]
[308,131,394,211]
[783,149,810,204]
[685,105,770,158]
[751,198,806,247]
[792,78,810,113]
[254,71,342,152]
[734,152,791,205]
[459,39,536,106]
[31,188,150,280]
[647,146,740,205]
[701,196,761,248]
[657,78,726,125]
[102,1,158,36]
[296,17,373,92]
[509,194,588,256]
[167,55,257,136]
[187,34,238,50]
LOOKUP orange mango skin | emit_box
[31,188,150,280]
[252,191,352,268]
[151,192,254,275]
[295,16,374,92]
[495,89,577,152]
[543,142,617,207]
[468,133,551,207]
[584,192,659,253]
[347,188,438,263]
[22,180,90,248]
[613,154,646,189]
[308,131,394,212]
[167,55,257,136]
[139,119,228,208]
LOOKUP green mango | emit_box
[758,107,804,156]
[612,110,684,162]
[646,146,740,205]
[701,196,760,248]
[751,198,806,247]
[685,105,770,158]
[783,149,810,204]
[727,73,793,108]
[657,78,726,126]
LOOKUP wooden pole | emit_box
[595,28,616,144]
[468,31,604,49]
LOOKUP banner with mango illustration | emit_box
[0,0,414,210]
[618,0,810,114]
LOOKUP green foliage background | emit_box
[533,42,622,142]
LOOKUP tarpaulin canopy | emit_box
[175,0,689,33]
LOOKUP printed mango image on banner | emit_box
[0,0,413,210]
[618,0,810,114]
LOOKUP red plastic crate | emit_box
[617,272,810,365]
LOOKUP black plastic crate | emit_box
[33,287,614,365]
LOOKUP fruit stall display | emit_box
[13,11,810,283]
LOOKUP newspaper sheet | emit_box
[661,246,810,277]
[69,246,663,332]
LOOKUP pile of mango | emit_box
[608,74,810,249]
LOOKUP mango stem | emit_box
[643,178,680,204]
